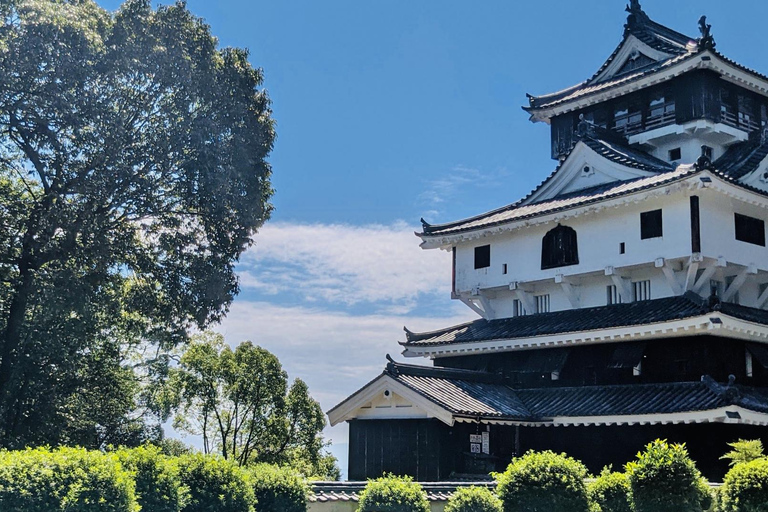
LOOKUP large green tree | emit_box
[0,0,274,447]
[171,333,338,479]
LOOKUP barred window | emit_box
[541,225,579,270]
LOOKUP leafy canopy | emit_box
[0,0,274,447]
[625,439,711,512]
[357,474,430,512]
[494,450,591,512]
[720,439,765,467]
[170,332,337,479]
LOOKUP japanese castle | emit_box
[329,1,768,480]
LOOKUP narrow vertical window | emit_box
[640,210,663,239]
[502,264,508,275]
[619,242,626,254]
[452,247,457,295]
[746,349,754,378]
[513,299,526,317]
[535,294,550,314]
[541,225,579,270]
[474,245,491,269]
[690,196,701,253]
[633,280,651,301]
[606,285,622,305]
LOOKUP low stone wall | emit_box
[310,481,493,512]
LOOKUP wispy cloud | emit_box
[418,165,511,222]
[238,221,452,313]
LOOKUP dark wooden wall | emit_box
[434,336,766,388]
[348,419,768,482]
[348,419,450,481]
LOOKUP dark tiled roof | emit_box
[390,365,531,419]
[526,53,694,111]
[384,362,768,422]
[311,481,496,503]
[527,10,694,111]
[581,136,675,173]
[714,136,768,180]
[419,146,693,237]
[402,293,716,347]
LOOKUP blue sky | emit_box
[98,0,768,477]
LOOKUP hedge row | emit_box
[0,446,308,512]
[360,439,767,512]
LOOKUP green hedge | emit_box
[444,486,502,512]
[588,469,632,512]
[0,447,138,512]
[720,458,768,512]
[495,450,590,512]
[177,453,255,512]
[625,440,711,512]
[251,463,308,512]
[115,446,188,512]
[357,474,430,512]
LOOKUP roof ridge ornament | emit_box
[697,15,716,50]
[624,0,649,32]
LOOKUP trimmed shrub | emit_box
[720,458,768,512]
[445,486,502,512]
[177,453,255,512]
[625,439,711,512]
[357,474,430,512]
[251,463,308,512]
[588,468,631,512]
[495,450,590,512]
[116,445,188,512]
[0,446,138,512]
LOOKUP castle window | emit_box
[513,299,526,317]
[701,145,713,160]
[633,280,651,301]
[606,285,622,305]
[535,294,550,314]
[735,213,765,246]
[640,209,663,239]
[474,245,491,269]
[619,242,626,254]
[668,148,682,161]
[541,225,579,270]
[502,263,508,275]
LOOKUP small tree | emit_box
[720,458,768,512]
[171,333,337,478]
[625,440,711,512]
[115,446,188,512]
[495,451,590,512]
[176,453,255,512]
[357,474,430,512]
[445,486,502,512]
[250,464,308,512]
[588,468,631,512]
[720,440,765,467]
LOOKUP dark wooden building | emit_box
[329,2,768,481]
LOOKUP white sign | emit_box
[469,434,482,444]
[470,443,481,454]
[482,432,490,454]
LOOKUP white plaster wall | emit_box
[455,193,692,295]
[454,186,768,318]
[699,190,768,271]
